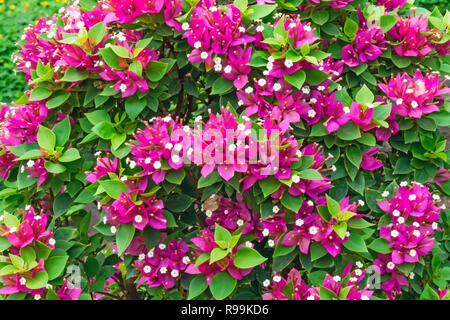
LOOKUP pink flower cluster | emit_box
[185,228,253,284]
[280,196,359,257]
[342,10,386,68]
[263,262,373,300]
[130,116,191,184]
[183,0,256,89]
[129,234,190,289]
[15,2,164,98]
[0,102,48,181]
[378,69,450,119]
[0,207,55,250]
[376,182,443,299]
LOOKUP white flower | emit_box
[224,65,232,74]
[391,230,399,238]
[409,272,415,279]
[408,194,416,201]
[214,64,222,72]
[356,261,363,268]
[333,276,341,282]
[147,250,154,258]
[34,294,41,300]
[387,262,395,270]
[295,218,304,227]
[432,222,438,230]
[273,275,282,282]
[120,84,127,93]
[238,99,244,106]
[397,217,405,224]
[307,200,314,207]
[309,226,318,235]
[296,150,303,157]
[361,295,369,300]
[245,241,252,248]
[272,205,279,213]
[358,200,365,206]
[159,243,166,250]
[413,230,421,237]
[20,277,27,285]
[268,56,275,63]
[302,86,310,94]
[343,107,350,113]
[110,226,117,234]
[245,86,254,94]
[228,143,237,152]
[143,265,152,273]
[171,269,179,277]
[400,181,408,187]
[172,155,180,163]
[432,194,440,201]
[284,59,293,68]
[303,25,312,32]
[138,254,145,261]
[46,284,53,289]
[256,25,264,32]
[200,52,208,60]
[409,249,417,257]
[382,191,390,197]
[153,161,161,170]
[258,78,266,87]
[308,109,316,118]
[292,174,300,184]
[27,160,35,167]
[194,41,201,49]
[182,22,190,31]
[182,256,191,264]
[129,160,136,169]
[350,277,358,282]
[392,210,401,217]
[239,26,246,33]
[48,238,56,246]
[237,219,244,226]
[134,215,143,223]
[263,279,271,287]
[268,239,275,247]
[337,85,342,91]
[317,86,325,91]
[331,165,336,172]
[354,269,362,276]
[307,296,315,300]
[262,228,269,237]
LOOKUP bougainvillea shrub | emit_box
[0,0,448,300]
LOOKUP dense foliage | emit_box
[0,0,448,300]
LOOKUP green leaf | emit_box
[393,158,412,174]
[281,193,303,212]
[310,242,328,261]
[188,275,208,300]
[37,125,56,150]
[344,18,358,38]
[58,148,81,162]
[20,247,36,265]
[29,87,52,101]
[211,77,234,95]
[337,122,361,140]
[116,223,135,256]
[304,69,329,85]
[53,194,72,218]
[165,170,186,185]
[210,248,228,264]
[210,272,237,300]
[88,22,106,46]
[299,169,323,180]
[46,92,71,109]
[373,104,392,122]
[165,194,195,212]
[214,224,231,249]
[44,161,66,174]
[62,66,89,82]
[125,96,147,120]
[99,180,128,200]
[326,195,341,217]
[45,256,68,280]
[355,85,374,105]
[342,234,367,252]
[380,15,398,33]
[147,61,168,82]
[26,271,48,290]
[247,4,277,20]
[233,246,267,269]
[52,117,71,147]
[0,237,11,252]
[259,176,281,197]
[92,121,116,140]
[345,146,362,168]
[233,0,248,12]
[367,238,391,254]
[311,10,329,25]
[333,222,347,240]
[198,171,221,188]
[283,70,306,89]
[420,284,440,300]
[320,286,338,300]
